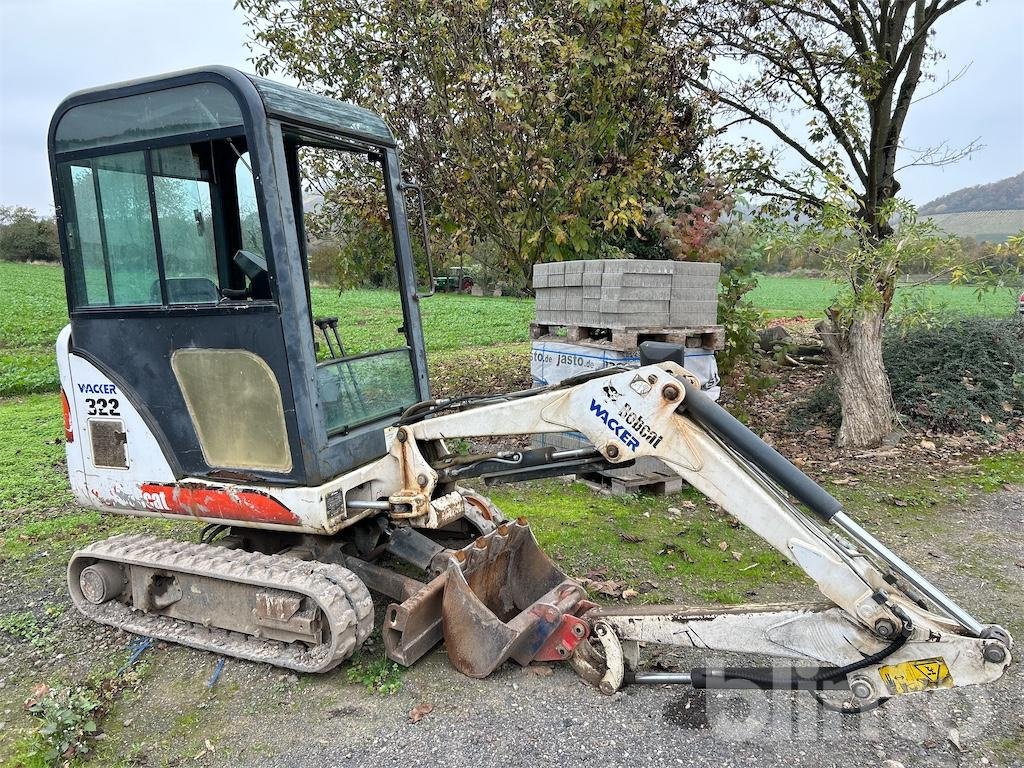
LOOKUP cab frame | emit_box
[48,66,431,487]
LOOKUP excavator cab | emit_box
[49,66,431,491]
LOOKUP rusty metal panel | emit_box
[90,419,127,468]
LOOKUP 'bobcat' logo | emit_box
[628,374,652,396]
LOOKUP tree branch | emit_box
[693,81,837,179]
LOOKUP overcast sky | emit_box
[1,0,1022,213]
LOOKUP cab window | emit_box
[235,152,265,258]
[61,151,160,307]
[152,145,219,303]
[289,137,419,433]
[57,137,268,309]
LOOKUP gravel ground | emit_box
[1,488,1022,767]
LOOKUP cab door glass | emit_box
[152,145,218,303]
[299,145,404,349]
[294,143,417,432]
[235,152,265,257]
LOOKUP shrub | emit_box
[0,207,60,263]
[885,316,1024,433]
[791,317,1024,434]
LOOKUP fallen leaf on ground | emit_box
[408,702,434,724]
[620,588,639,600]
[718,541,728,551]
[24,684,50,709]
[619,532,644,543]
[592,580,626,597]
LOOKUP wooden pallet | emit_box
[530,322,725,351]
[577,468,685,497]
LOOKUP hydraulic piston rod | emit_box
[831,511,985,636]
[634,671,693,686]
[677,378,989,638]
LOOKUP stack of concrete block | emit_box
[533,259,720,329]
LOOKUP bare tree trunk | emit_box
[817,310,895,448]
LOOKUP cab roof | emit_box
[50,65,395,154]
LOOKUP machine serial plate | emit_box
[878,657,953,695]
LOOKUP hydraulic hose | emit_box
[690,607,913,690]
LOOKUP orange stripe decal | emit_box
[140,483,299,525]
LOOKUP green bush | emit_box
[791,317,1024,435]
[885,316,1024,433]
[0,207,59,263]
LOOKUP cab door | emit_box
[56,136,305,485]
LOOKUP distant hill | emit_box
[924,210,1024,243]
[919,171,1024,215]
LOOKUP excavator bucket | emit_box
[383,520,593,677]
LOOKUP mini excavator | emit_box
[48,68,1011,707]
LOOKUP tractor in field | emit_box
[433,267,474,293]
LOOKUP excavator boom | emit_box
[367,358,1011,703]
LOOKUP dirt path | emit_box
[2,488,1022,767]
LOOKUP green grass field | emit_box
[0,262,535,397]
[749,274,1019,319]
[1,261,1018,397]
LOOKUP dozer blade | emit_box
[383,520,593,677]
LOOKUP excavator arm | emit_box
[379,360,1012,705]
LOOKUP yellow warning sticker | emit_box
[878,657,953,695]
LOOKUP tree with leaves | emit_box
[237,0,705,287]
[683,0,983,447]
[0,206,59,263]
